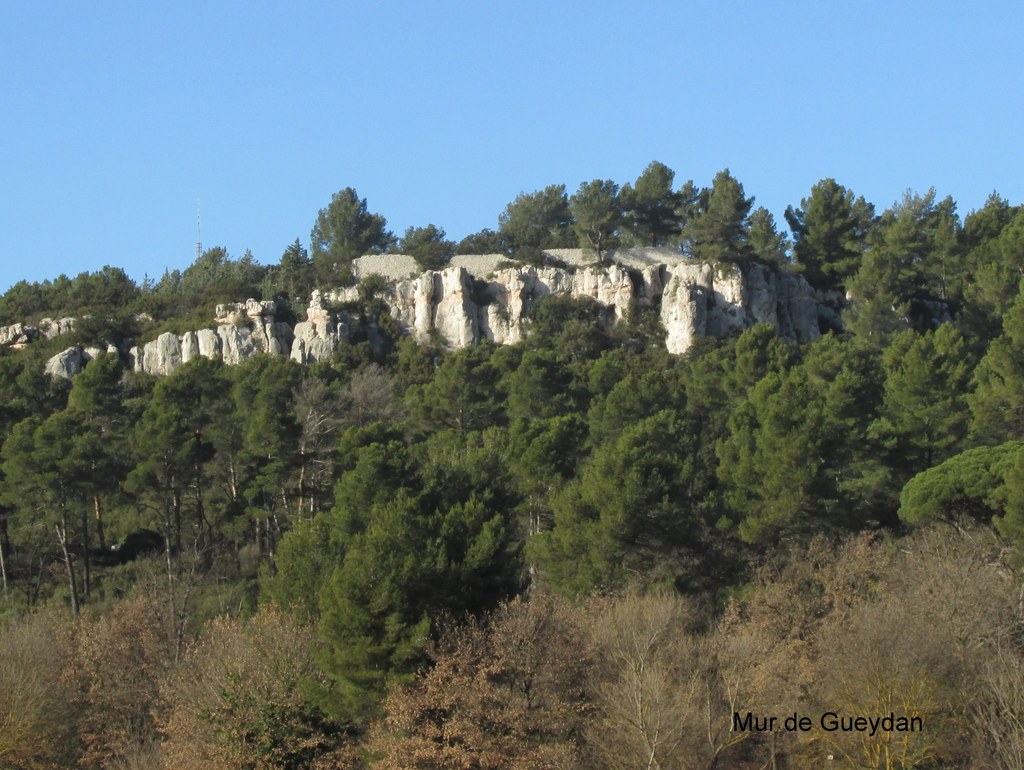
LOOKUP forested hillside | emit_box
[1,163,1024,769]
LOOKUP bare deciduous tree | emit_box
[369,593,590,770]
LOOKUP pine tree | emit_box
[682,169,754,266]
[620,161,682,247]
[871,326,972,483]
[970,284,1024,444]
[569,179,621,260]
[785,178,874,290]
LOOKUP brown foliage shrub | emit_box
[367,592,591,769]
[0,609,78,769]
[160,606,349,769]
[67,595,170,768]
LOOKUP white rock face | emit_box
[290,290,349,364]
[81,345,105,362]
[337,256,828,356]
[141,332,183,376]
[433,268,478,348]
[706,266,748,339]
[0,322,32,347]
[214,299,277,325]
[44,346,84,379]
[3,318,74,348]
[660,264,712,355]
[217,325,255,366]
[250,321,292,356]
[197,328,221,359]
[656,261,824,354]
[38,317,75,339]
[42,250,837,379]
[180,331,199,364]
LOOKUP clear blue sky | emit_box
[2,1,1021,293]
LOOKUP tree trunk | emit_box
[56,514,80,619]
[94,494,106,550]
[80,505,91,596]
[0,515,9,601]
[172,486,182,559]
[297,453,307,521]
[0,528,8,602]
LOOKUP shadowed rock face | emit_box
[44,250,836,379]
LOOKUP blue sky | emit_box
[2,1,1021,293]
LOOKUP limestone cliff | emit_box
[43,250,836,379]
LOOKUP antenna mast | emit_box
[196,200,202,260]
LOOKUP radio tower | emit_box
[196,200,203,260]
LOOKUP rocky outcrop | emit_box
[290,290,350,365]
[43,250,837,380]
[214,300,277,325]
[141,332,183,377]
[1,317,75,350]
[44,344,120,380]
[657,262,828,354]
[121,303,284,376]
[38,317,76,339]
[45,346,85,379]
[349,258,828,355]
[0,322,33,347]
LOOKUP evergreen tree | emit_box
[310,188,393,286]
[717,335,884,543]
[399,224,454,272]
[504,348,579,422]
[497,184,576,263]
[66,353,129,551]
[870,326,972,485]
[528,410,704,596]
[454,228,503,255]
[277,238,315,301]
[785,178,874,290]
[844,190,947,343]
[747,207,791,269]
[620,161,682,247]
[237,358,303,554]
[405,344,506,435]
[898,442,1019,530]
[569,179,621,260]
[682,169,754,266]
[125,358,231,557]
[969,284,1024,444]
[961,207,1024,342]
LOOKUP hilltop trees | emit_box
[844,190,958,342]
[498,184,576,263]
[399,224,454,271]
[620,161,683,247]
[570,179,622,260]
[785,178,874,291]
[277,239,315,301]
[682,169,755,266]
[311,187,394,285]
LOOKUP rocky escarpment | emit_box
[338,253,833,354]
[127,300,295,376]
[42,250,838,379]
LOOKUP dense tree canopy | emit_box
[0,167,1023,768]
